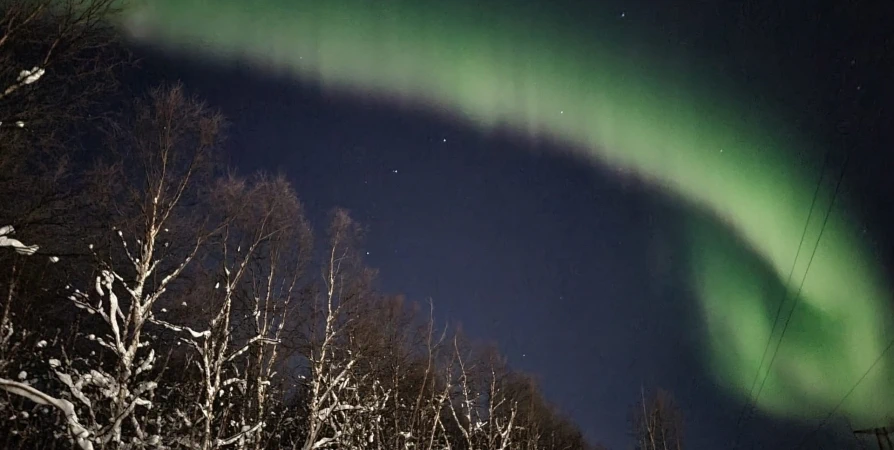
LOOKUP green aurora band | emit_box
[117,0,894,424]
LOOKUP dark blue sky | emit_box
[129,1,893,448]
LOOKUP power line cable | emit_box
[730,152,831,449]
[793,335,894,449]
[755,37,872,448]
[790,48,885,449]
[748,151,850,412]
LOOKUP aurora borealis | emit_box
[117,0,894,426]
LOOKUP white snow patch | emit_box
[17,67,45,85]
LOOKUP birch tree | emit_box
[393,302,449,450]
[301,208,376,450]
[0,0,125,244]
[478,349,519,450]
[0,0,123,134]
[232,176,312,450]
[341,297,448,449]
[150,174,311,450]
[0,0,125,388]
[631,388,684,450]
[0,84,223,449]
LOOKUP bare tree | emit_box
[232,176,312,450]
[408,301,453,450]
[438,337,521,450]
[0,84,224,449]
[0,0,127,241]
[0,0,124,132]
[0,69,598,450]
[0,1,129,389]
[631,387,684,450]
[339,296,452,449]
[151,174,311,450]
[300,208,377,450]
[444,334,484,449]
[479,348,519,450]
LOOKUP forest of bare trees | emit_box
[0,1,684,449]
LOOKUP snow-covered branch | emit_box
[0,66,44,101]
[0,225,39,255]
[0,377,94,450]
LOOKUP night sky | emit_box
[125,0,893,448]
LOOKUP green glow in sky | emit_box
[118,0,894,424]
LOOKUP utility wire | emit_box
[747,39,870,449]
[749,150,850,413]
[793,335,894,449]
[730,152,831,449]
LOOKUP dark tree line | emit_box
[0,1,684,449]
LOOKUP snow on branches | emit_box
[0,225,39,255]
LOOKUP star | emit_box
[620,12,626,18]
